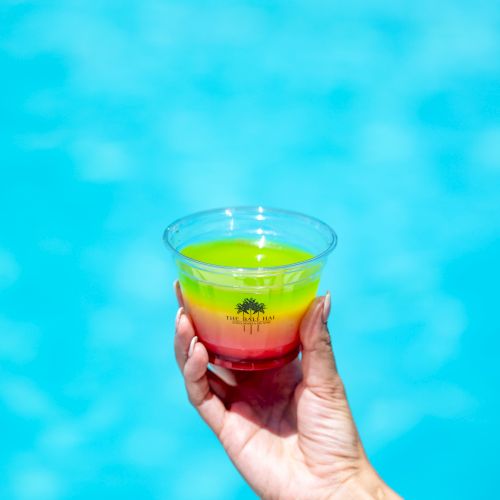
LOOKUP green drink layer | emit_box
[177,238,320,313]
[180,238,314,267]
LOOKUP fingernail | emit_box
[322,291,331,323]
[173,279,182,306]
[175,306,184,329]
[208,364,237,387]
[188,336,198,358]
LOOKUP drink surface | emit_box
[180,238,314,267]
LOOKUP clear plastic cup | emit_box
[164,207,336,370]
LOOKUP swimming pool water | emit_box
[1,1,499,498]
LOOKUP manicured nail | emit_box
[173,279,182,306]
[188,336,198,358]
[175,306,184,329]
[208,364,237,387]
[322,291,331,323]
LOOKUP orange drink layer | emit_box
[165,207,336,370]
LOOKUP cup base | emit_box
[208,346,300,371]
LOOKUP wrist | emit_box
[334,463,402,500]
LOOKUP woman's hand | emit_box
[173,282,401,499]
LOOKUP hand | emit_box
[173,282,401,499]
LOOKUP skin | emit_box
[173,281,402,500]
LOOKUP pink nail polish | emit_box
[175,306,184,329]
[322,291,331,323]
[188,336,198,358]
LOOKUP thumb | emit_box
[299,292,340,390]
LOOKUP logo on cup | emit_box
[226,297,275,334]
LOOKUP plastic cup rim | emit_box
[163,205,337,273]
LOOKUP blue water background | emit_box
[1,1,499,498]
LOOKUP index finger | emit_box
[174,308,196,371]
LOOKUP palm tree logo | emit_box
[235,297,267,334]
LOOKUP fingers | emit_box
[173,279,184,307]
[207,371,231,401]
[174,307,196,371]
[299,292,342,391]
[173,306,238,389]
[184,337,227,436]
[173,278,192,370]
[173,280,238,386]
[172,283,228,435]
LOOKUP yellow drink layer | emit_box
[181,239,314,268]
